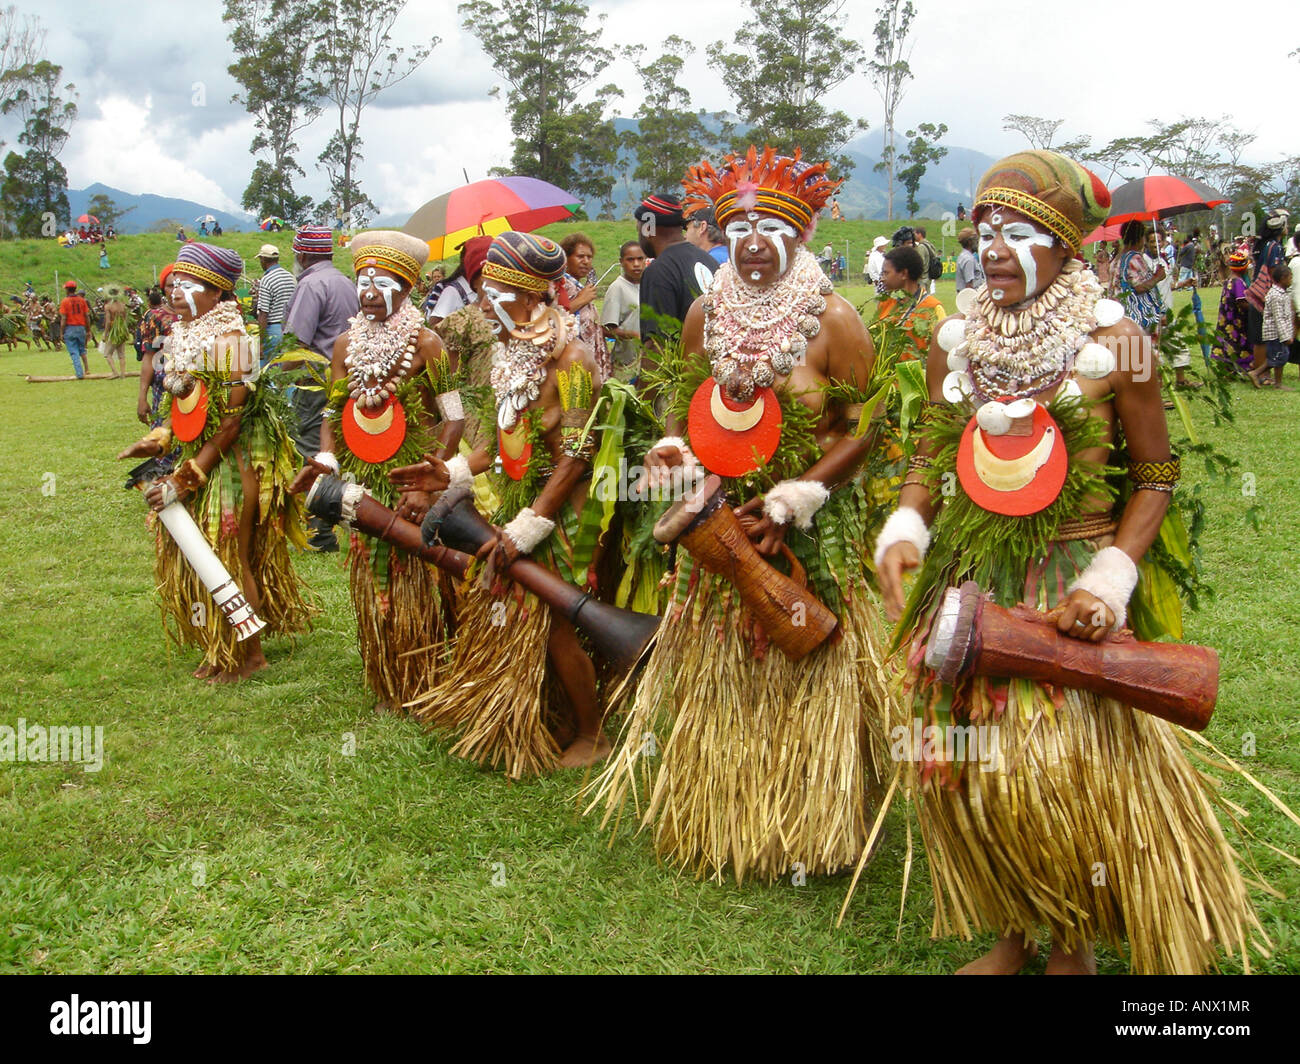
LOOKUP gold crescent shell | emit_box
[971,425,1055,492]
[709,382,765,432]
[352,399,394,436]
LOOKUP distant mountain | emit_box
[66,184,256,235]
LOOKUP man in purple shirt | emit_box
[283,225,359,551]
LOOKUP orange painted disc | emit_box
[686,378,783,478]
[498,423,532,481]
[955,403,1068,516]
[171,380,208,442]
[341,396,407,463]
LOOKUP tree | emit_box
[868,0,915,218]
[461,0,621,206]
[224,0,322,222]
[311,0,434,227]
[622,39,730,197]
[85,192,134,231]
[1001,113,1090,158]
[897,122,947,216]
[0,60,75,237]
[0,4,44,154]
[707,0,867,176]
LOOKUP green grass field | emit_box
[0,239,1296,974]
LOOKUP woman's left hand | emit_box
[1045,588,1115,642]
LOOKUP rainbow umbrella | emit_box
[1105,175,1229,226]
[260,216,287,231]
[404,177,580,260]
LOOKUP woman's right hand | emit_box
[137,397,151,424]
[877,541,921,621]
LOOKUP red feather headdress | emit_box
[683,146,841,241]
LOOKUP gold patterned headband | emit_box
[715,187,815,232]
[973,187,1083,252]
[170,263,235,292]
[353,248,423,286]
[481,262,550,293]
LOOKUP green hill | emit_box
[0,218,957,302]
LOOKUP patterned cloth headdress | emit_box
[349,230,430,286]
[172,243,243,292]
[683,146,842,240]
[293,225,335,256]
[973,150,1110,254]
[1227,249,1251,271]
[481,231,566,294]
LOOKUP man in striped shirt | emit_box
[255,244,296,365]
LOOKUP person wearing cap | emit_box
[874,150,1261,975]
[866,234,889,292]
[283,226,360,551]
[391,230,612,773]
[954,226,983,292]
[117,242,314,683]
[425,236,490,327]
[57,280,96,379]
[686,207,727,265]
[591,146,889,886]
[254,243,295,365]
[634,192,717,376]
[289,231,462,714]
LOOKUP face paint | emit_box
[725,219,753,264]
[999,221,1055,297]
[175,278,205,317]
[481,283,518,335]
[357,269,404,319]
[756,218,797,274]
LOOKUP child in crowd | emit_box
[1253,265,1295,389]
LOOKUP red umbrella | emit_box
[76,213,100,225]
[1105,175,1228,226]
[403,176,580,259]
[1082,223,1122,245]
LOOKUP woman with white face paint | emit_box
[874,150,1265,975]
[289,231,464,714]
[591,147,895,886]
[117,242,314,683]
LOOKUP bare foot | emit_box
[558,733,612,768]
[208,652,268,684]
[192,662,217,680]
[955,935,1039,974]
[1045,941,1096,975]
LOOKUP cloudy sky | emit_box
[9,0,1297,219]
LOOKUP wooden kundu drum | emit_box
[923,580,1219,730]
[304,475,660,674]
[653,473,839,662]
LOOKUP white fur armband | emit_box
[502,507,555,554]
[763,479,830,529]
[1068,545,1138,630]
[445,453,473,493]
[313,451,340,475]
[872,506,931,569]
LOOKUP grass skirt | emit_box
[406,577,560,778]
[897,678,1265,973]
[347,533,451,710]
[589,576,892,884]
[154,498,312,672]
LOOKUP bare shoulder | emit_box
[555,337,598,377]
[822,292,868,337]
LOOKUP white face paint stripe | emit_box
[175,279,205,317]
[482,283,518,335]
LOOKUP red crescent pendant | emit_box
[341,396,407,463]
[171,380,208,442]
[687,379,783,477]
[955,404,1068,516]
[498,423,532,481]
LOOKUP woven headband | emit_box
[715,187,814,231]
[974,187,1082,252]
[481,262,550,293]
[170,262,236,292]
[353,249,422,286]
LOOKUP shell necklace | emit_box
[489,306,572,431]
[162,300,246,395]
[701,246,831,402]
[344,302,422,411]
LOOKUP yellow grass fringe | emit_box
[587,578,893,884]
[896,681,1269,974]
[406,578,559,778]
[347,534,451,710]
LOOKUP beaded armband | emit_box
[1129,456,1180,494]
[556,365,596,462]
